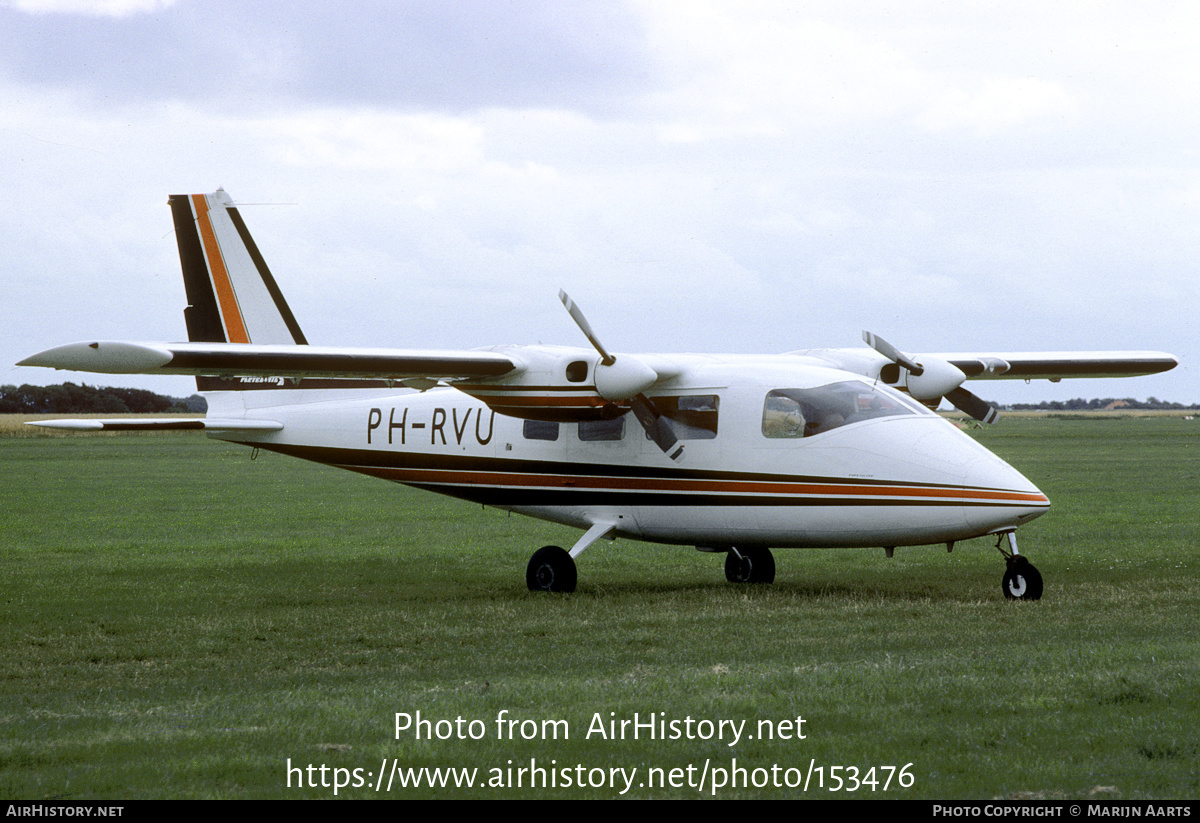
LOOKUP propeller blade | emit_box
[946,386,999,424]
[559,290,614,366]
[559,290,659,400]
[863,331,924,376]
[631,394,685,461]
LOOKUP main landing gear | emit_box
[997,531,1043,601]
[525,530,780,593]
[724,546,776,584]
[526,546,576,593]
[526,523,616,593]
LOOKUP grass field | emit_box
[2,416,1197,799]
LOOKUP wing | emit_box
[797,344,1178,424]
[934,351,1179,381]
[17,341,519,434]
[27,418,284,432]
[796,346,1178,383]
[17,340,518,381]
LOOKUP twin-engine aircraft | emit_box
[21,191,1178,599]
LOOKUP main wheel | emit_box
[526,545,577,593]
[1001,557,1043,601]
[724,546,776,584]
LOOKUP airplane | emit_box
[19,190,1178,600]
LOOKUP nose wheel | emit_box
[997,532,1042,601]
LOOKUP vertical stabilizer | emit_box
[168,191,308,390]
[169,191,307,346]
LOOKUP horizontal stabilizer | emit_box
[18,341,519,381]
[28,418,283,432]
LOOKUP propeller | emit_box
[559,291,683,460]
[631,395,684,460]
[862,331,925,376]
[863,331,1000,424]
[560,291,615,367]
[946,386,999,425]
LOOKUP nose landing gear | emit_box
[997,532,1043,601]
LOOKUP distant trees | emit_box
[1004,397,1199,412]
[0,383,206,414]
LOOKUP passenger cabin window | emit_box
[523,420,560,441]
[647,394,719,440]
[762,382,922,438]
[578,417,625,441]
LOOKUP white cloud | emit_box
[915,77,1075,136]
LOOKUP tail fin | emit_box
[169,191,307,346]
[169,191,307,390]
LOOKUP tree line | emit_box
[0,383,206,414]
[1003,397,1199,411]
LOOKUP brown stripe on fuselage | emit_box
[330,463,1049,507]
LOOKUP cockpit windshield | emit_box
[762,381,929,438]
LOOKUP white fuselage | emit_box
[209,358,1049,550]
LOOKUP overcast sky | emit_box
[3,0,1196,406]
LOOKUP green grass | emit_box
[2,419,1198,799]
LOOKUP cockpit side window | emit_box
[762,382,921,438]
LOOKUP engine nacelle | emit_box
[901,357,967,402]
[454,344,658,422]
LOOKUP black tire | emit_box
[724,546,776,584]
[526,545,577,593]
[1002,557,1043,601]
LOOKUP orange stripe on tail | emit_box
[191,193,250,344]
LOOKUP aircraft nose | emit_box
[805,416,1050,541]
[946,431,1050,534]
[902,421,1048,535]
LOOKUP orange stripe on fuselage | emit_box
[341,464,1050,505]
[191,193,249,344]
